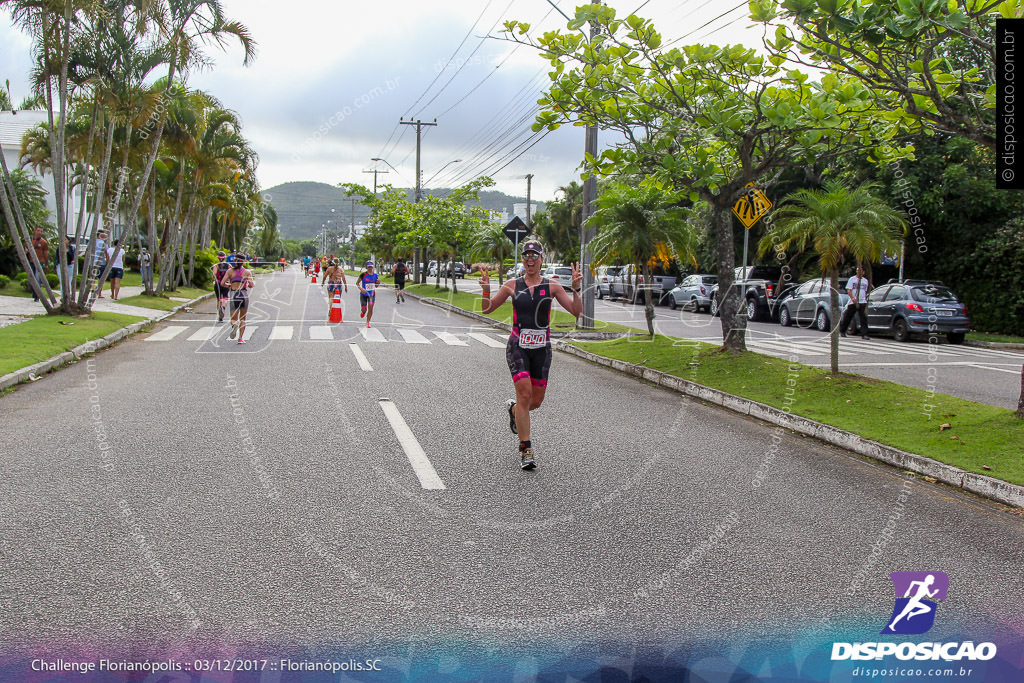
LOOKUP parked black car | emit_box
[710,265,792,321]
[864,281,970,343]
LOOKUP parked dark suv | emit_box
[710,265,792,321]
[865,281,970,343]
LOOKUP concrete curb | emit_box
[964,339,1024,350]
[405,289,634,341]
[555,341,1024,509]
[0,292,214,392]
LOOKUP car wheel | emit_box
[779,306,792,327]
[669,295,678,310]
[597,287,604,300]
[710,296,720,317]
[746,297,759,321]
[946,332,965,344]
[815,308,830,332]
[893,318,911,342]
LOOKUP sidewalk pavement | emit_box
[0,285,193,321]
[0,286,212,392]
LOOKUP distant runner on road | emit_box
[357,261,379,328]
[479,239,581,470]
[212,250,231,322]
[392,259,408,303]
[221,259,254,344]
[322,259,348,321]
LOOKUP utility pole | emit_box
[579,7,600,330]
[525,173,534,229]
[401,118,437,283]
[350,198,357,268]
[363,168,388,195]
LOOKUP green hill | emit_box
[264,181,544,242]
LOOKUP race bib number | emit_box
[364,282,375,293]
[518,328,547,349]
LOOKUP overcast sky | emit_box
[0,0,766,202]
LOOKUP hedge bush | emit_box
[0,274,9,289]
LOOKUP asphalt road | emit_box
[453,277,1024,410]
[1,268,1021,678]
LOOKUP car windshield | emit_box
[702,276,718,284]
[912,285,959,303]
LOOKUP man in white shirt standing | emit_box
[106,239,125,301]
[840,265,871,339]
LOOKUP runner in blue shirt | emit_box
[357,261,380,328]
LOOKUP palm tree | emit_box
[759,179,906,374]
[589,182,698,336]
[469,219,512,285]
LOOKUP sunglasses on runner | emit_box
[522,253,541,262]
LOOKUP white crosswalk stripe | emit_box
[309,325,333,340]
[361,326,388,343]
[145,326,188,341]
[269,325,293,340]
[467,332,507,348]
[186,326,221,341]
[435,331,468,346]
[397,329,431,344]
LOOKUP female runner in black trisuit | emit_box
[479,239,582,469]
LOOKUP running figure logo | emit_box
[881,571,949,635]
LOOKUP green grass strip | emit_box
[404,283,635,334]
[0,312,146,377]
[571,335,1024,486]
[116,288,207,311]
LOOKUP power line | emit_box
[402,0,497,119]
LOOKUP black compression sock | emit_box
[519,440,531,451]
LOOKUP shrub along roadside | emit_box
[571,335,1024,487]
[0,312,146,377]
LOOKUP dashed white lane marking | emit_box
[467,332,506,348]
[309,325,334,340]
[435,331,468,346]
[362,326,388,342]
[397,328,431,344]
[187,327,220,341]
[967,363,1022,375]
[350,343,374,372]
[269,325,293,340]
[378,399,446,490]
[145,326,188,341]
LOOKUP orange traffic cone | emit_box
[311,272,317,284]
[329,293,343,323]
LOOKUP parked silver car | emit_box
[865,281,970,343]
[667,274,718,312]
[594,265,622,299]
[777,278,852,332]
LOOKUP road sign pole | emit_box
[742,225,749,279]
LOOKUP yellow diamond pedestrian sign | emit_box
[732,184,772,229]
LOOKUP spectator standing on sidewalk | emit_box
[25,227,49,302]
[55,235,75,292]
[92,230,107,298]
[139,248,153,291]
[840,265,870,340]
[106,240,125,300]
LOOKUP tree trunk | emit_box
[1017,365,1024,418]
[713,204,745,352]
[642,261,655,337]
[829,268,841,375]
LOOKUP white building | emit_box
[0,110,91,239]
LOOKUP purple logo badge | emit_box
[881,571,949,635]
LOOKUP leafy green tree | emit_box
[533,181,582,261]
[589,181,698,336]
[469,219,513,285]
[752,0,998,148]
[505,4,905,351]
[758,179,905,373]
[0,170,53,276]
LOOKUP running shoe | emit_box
[360,309,365,318]
[506,399,517,435]
[366,322,371,328]
[520,447,536,470]
[229,324,237,339]
[237,338,246,344]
